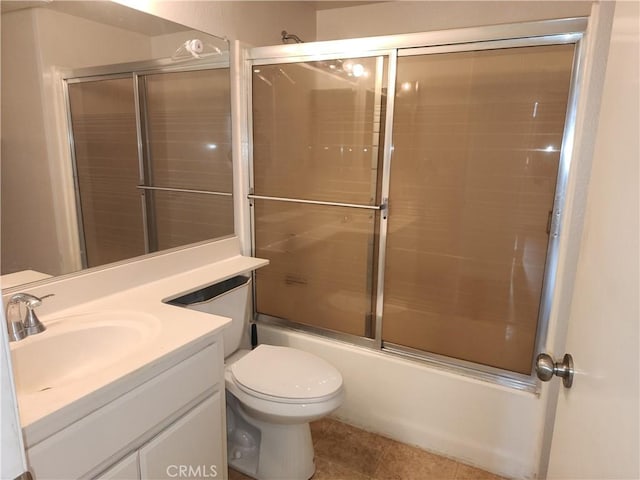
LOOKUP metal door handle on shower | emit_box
[246,194,387,213]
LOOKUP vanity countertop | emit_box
[12,253,267,448]
[1,270,53,289]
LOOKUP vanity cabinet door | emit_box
[139,393,224,480]
[95,451,139,480]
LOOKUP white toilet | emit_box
[181,276,345,480]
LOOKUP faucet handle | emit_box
[22,294,53,336]
[22,293,55,310]
[12,292,54,308]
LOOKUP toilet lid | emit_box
[230,345,343,400]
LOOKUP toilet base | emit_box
[255,421,315,480]
[227,392,315,480]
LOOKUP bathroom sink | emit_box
[10,311,160,396]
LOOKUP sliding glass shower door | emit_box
[139,69,233,251]
[68,77,145,267]
[249,24,582,381]
[251,56,388,337]
[383,44,576,374]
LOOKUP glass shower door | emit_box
[251,56,389,338]
[139,68,234,251]
[383,44,576,374]
[67,77,145,267]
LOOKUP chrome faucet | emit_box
[5,293,53,342]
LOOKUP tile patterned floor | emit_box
[229,417,506,480]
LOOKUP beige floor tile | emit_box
[310,418,330,445]
[312,457,371,480]
[455,463,507,480]
[374,440,458,480]
[231,419,505,480]
[314,418,394,477]
[228,467,254,480]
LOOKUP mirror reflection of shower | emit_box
[0,1,234,281]
[65,59,233,269]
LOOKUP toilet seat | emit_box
[230,345,343,404]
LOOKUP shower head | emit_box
[281,30,304,44]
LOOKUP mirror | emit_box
[1,0,233,289]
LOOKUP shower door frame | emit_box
[244,17,587,391]
[63,54,231,268]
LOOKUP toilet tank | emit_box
[167,276,252,358]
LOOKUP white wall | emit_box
[115,1,317,47]
[317,1,592,40]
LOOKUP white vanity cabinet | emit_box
[95,394,224,480]
[26,340,227,480]
[138,394,223,479]
[96,452,140,480]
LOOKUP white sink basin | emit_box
[11,311,160,396]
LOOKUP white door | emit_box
[546,1,639,478]
[0,306,28,479]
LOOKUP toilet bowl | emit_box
[172,276,345,480]
[225,345,344,480]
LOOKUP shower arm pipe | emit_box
[281,30,304,44]
[247,193,386,212]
